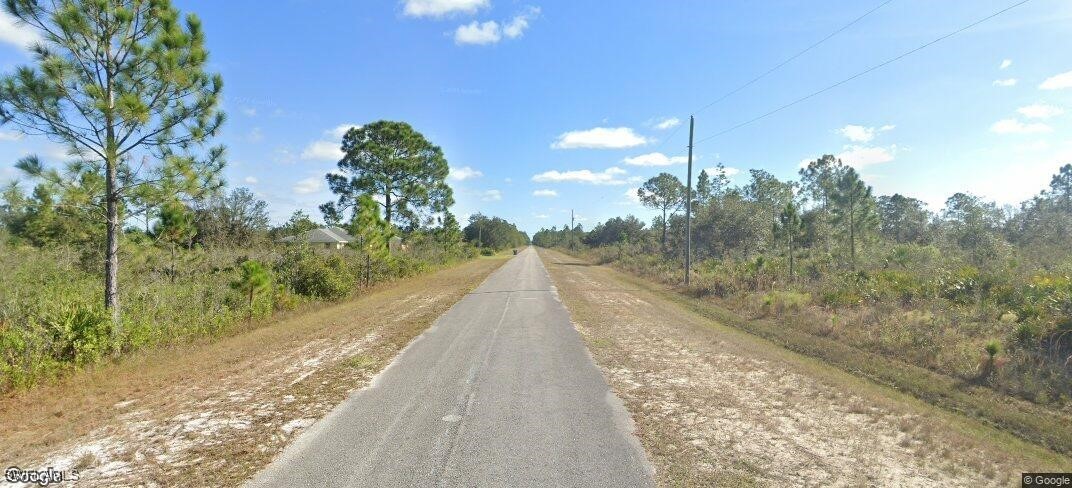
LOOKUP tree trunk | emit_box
[788,235,795,283]
[384,188,392,224]
[848,197,856,272]
[660,208,667,250]
[104,68,121,332]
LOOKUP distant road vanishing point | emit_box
[248,247,655,488]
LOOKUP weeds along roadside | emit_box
[0,238,478,393]
[551,245,1072,456]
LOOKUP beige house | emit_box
[278,226,355,250]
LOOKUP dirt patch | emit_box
[541,249,1067,487]
[0,257,507,487]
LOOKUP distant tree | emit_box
[464,213,528,250]
[773,202,803,282]
[231,260,270,322]
[799,155,844,213]
[695,163,732,204]
[799,155,844,250]
[194,188,270,248]
[152,200,196,283]
[941,192,1004,264]
[0,0,225,323]
[1049,163,1072,210]
[877,194,931,244]
[638,173,685,250]
[743,169,797,247]
[433,211,464,247]
[321,121,453,228]
[274,210,319,239]
[831,167,877,270]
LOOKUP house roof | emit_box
[279,226,355,244]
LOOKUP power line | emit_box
[652,0,894,153]
[696,0,1033,145]
[694,0,896,115]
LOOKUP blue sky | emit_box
[2,0,1072,235]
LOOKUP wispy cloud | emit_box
[993,78,1018,87]
[837,145,897,168]
[999,59,1012,70]
[532,167,631,185]
[480,189,502,201]
[990,118,1052,134]
[244,176,259,184]
[503,6,539,39]
[622,152,688,166]
[0,131,24,142]
[0,10,42,51]
[301,140,343,161]
[293,176,323,195]
[1017,103,1064,119]
[652,117,680,130]
[836,124,894,143]
[404,0,489,17]
[1040,70,1072,90]
[449,165,483,181]
[532,189,558,197]
[551,127,649,149]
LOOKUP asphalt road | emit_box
[247,247,654,488]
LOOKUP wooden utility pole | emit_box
[565,209,572,249]
[684,115,695,286]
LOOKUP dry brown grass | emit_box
[0,255,508,487]
[540,249,1070,487]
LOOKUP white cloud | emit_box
[301,140,343,161]
[532,189,558,197]
[449,165,483,181]
[990,118,1052,134]
[622,152,688,166]
[837,125,876,143]
[404,0,489,17]
[0,11,42,51]
[837,145,896,168]
[454,20,501,45]
[551,127,649,149]
[993,78,1018,87]
[247,127,264,143]
[241,107,257,117]
[300,124,361,161]
[534,213,550,219]
[293,176,323,195]
[1040,71,1072,90]
[328,124,361,139]
[1017,103,1064,119]
[1000,59,1012,70]
[879,124,896,132]
[480,189,502,201]
[274,147,297,164]
[653,117,681,130]
[503,6,539,39]
[531,166,631,185]
[244,176,258,184]
[0,131,24,142]
[623,188,641,204]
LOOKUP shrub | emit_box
[275,248,356,300]
[761,291,811,316]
